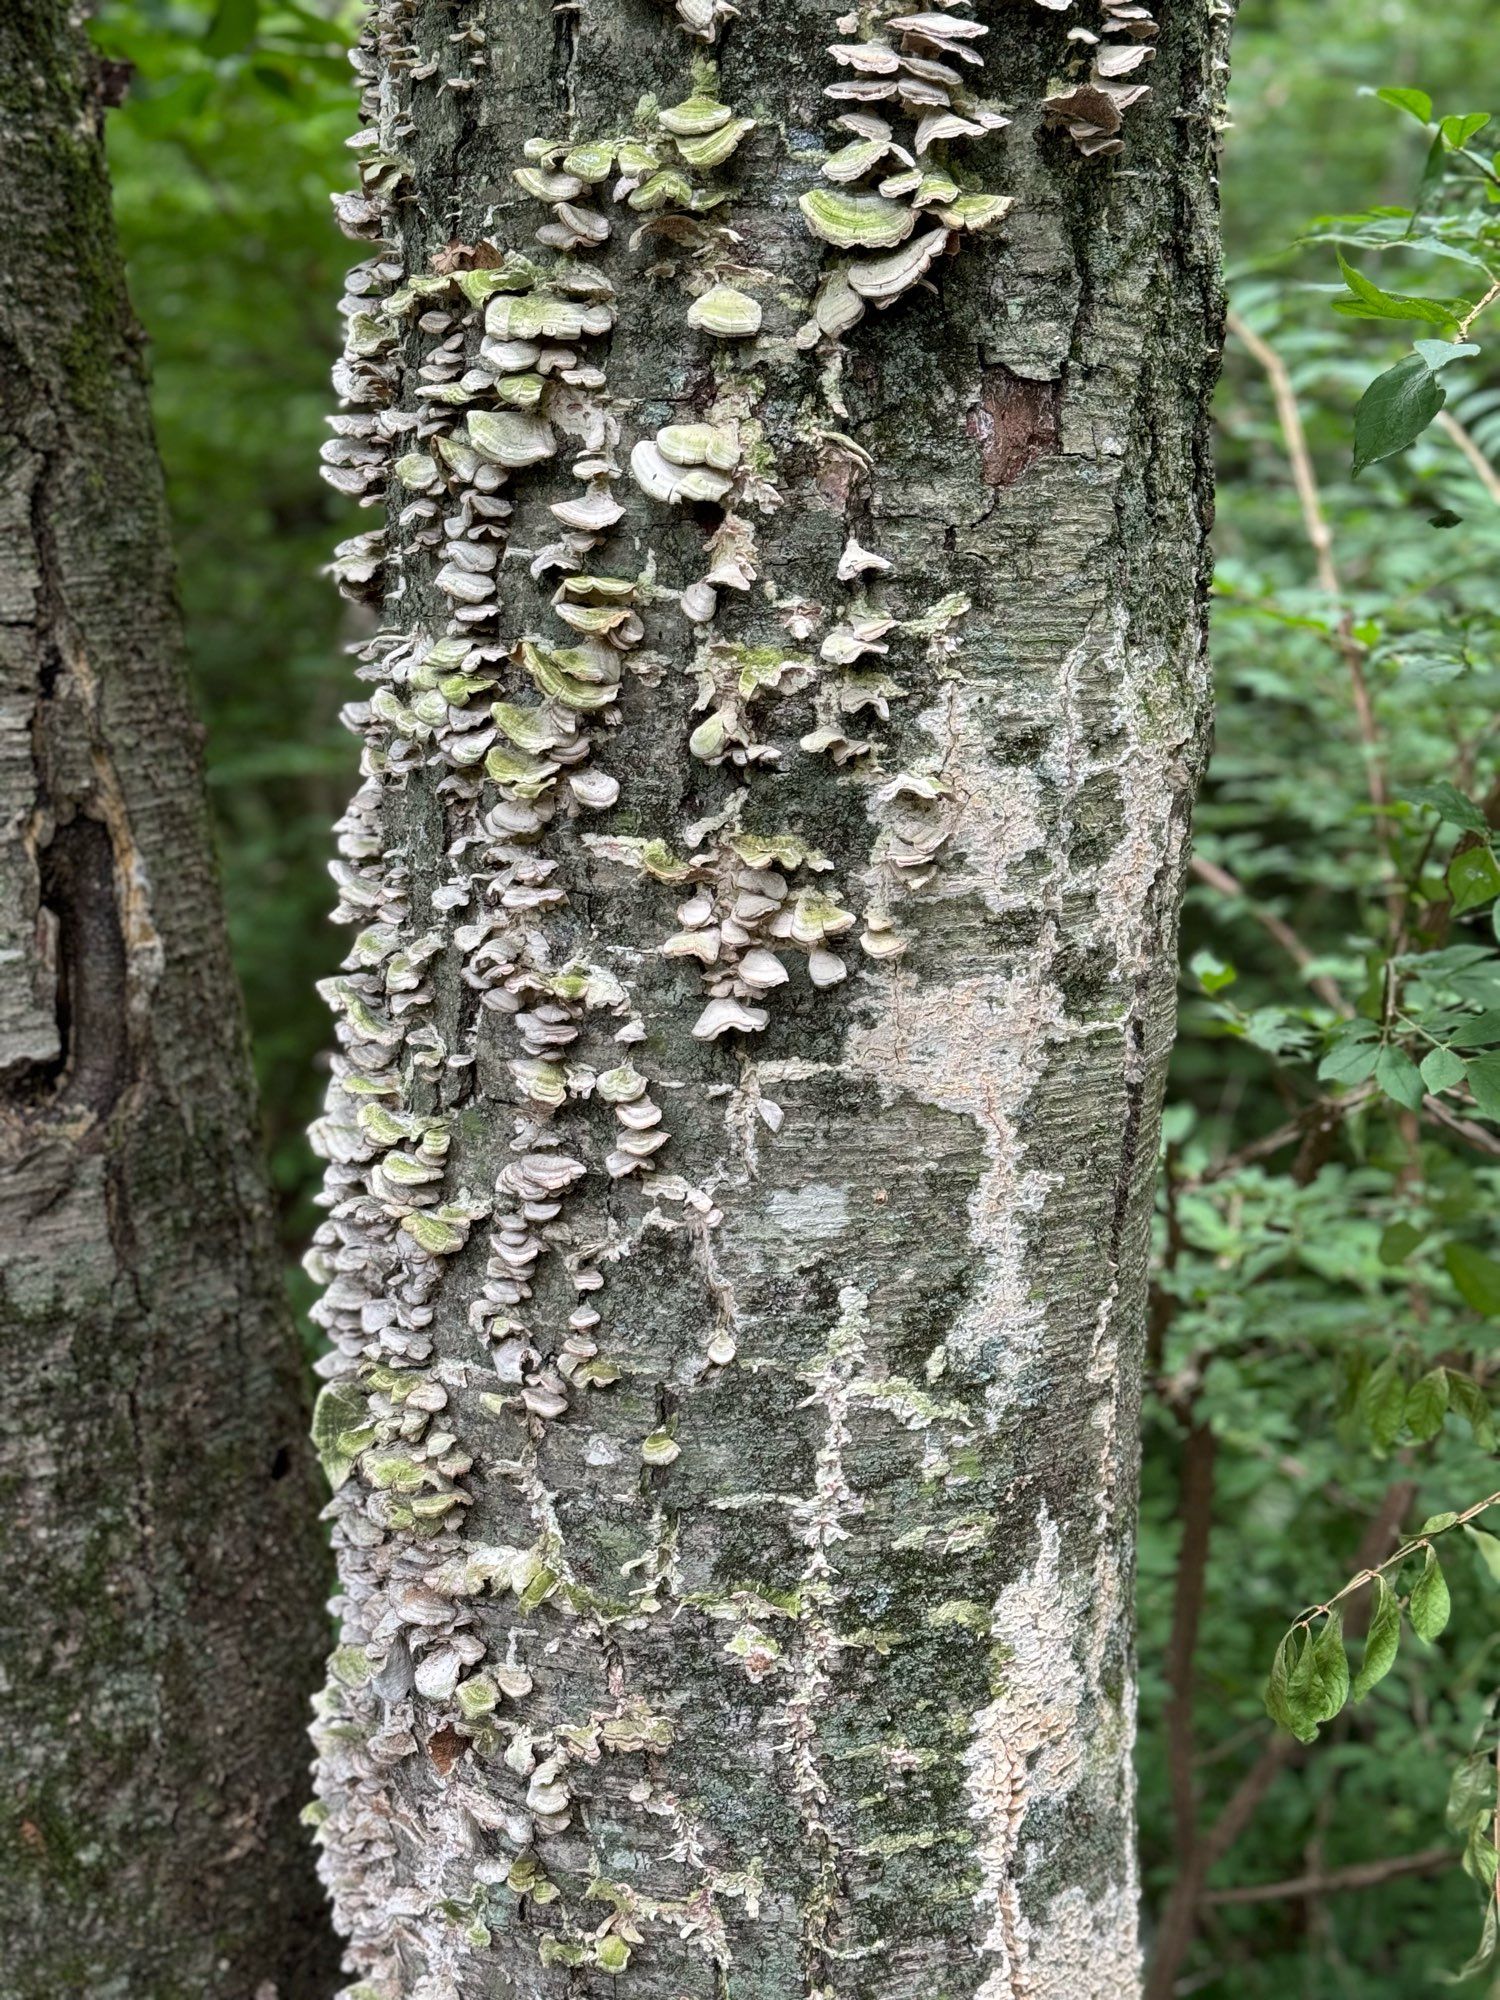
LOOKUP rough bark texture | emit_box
[0,7,335,1995]
[309,1,1231,1995]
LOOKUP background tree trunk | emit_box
[310,0,1230,1994]
[0,6,335,1994]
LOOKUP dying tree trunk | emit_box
[309,0,1230,1993]
[0,6,334,1994]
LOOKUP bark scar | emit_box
[968,369,1062,489]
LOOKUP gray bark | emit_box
[0,7,335,1995]
[309,1,1231,1995]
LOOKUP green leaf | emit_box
[1408,1545,1451,1641]
[1448,844,1500,914]
[1361,1355,1407,1450]
[1401,779,1489,832]
[1413,338,1481,373]
[1449,1009,1500,1048]
[1420,1046,1466,1093]
[1190,948,1237,995]
[1466,1526,1500,1585]
[1337,253,1461,331]
[1374,1043,1425,1111]
[1376,87,1432,124]
[1446,1370,1497,1449]
[1466,1053,1500,1117]
[1446,1241,1500,1315]
[1318,1021,1380,1085]
[1410,132,1449,225]
[1405,1367,1451,1441]
[1351,1575,1401,1700]
[1378,1219,1427,1266]
[204,0,259,56]
[1440,112,1491,151]
[1352,354,1447,474]
[1286,1611,1350,1737]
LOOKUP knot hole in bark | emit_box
[2,813,130,1123]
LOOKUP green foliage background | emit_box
[92,0,1500,1989]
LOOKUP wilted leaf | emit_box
[1286,1611,1350,1738]
[1406,1367,1451,1441]
[1360,1355,1407,1449]
[1351,1575,1401,1700]
[1446,1371,1498,1449]
[1408,1545,1451,1641]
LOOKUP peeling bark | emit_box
[308,1,1232,1995]
[0,6,334,1994]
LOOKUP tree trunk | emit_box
[309,0,1230,1994]
[0,7,335,1994]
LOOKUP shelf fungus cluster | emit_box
[305,10,773,1991]
[523,71,763,348]
[814,558,974,963]
[1039,0,1159,155]
[798,0,1013,342]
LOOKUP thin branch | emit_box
[1294,1485,1500,1628]
[1187,1085,1375,1186]
[1423,1092,1500,1160]
[1226,314,1396,848]
[1457,275,1500,343]
[1227,313,1340,598]
[1201,1844,1452,1906]
[1189,855,1351,1013]
[1436,409,1500,508]
[1166,1425,1218,1869]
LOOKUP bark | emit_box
[308,1,1231,1996]
[0,7,335,1995]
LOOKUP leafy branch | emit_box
[1266,1487,1500,1743]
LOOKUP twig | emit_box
[1187,1085,1375,1186]
[1457,275,1500,343]
[1201,1844,1452,1906]
[1436,410,1500,508]
[1227,313,1340,598]
[1293,1485,1500,1629]
[1166,1425,1218,1873]
[1189,855,1351,1013]
[1226,315,1397,852]
[1423,1093,1500,1160]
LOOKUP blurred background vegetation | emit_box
[88,0,1500,1991]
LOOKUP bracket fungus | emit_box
[796,0,1014,341]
